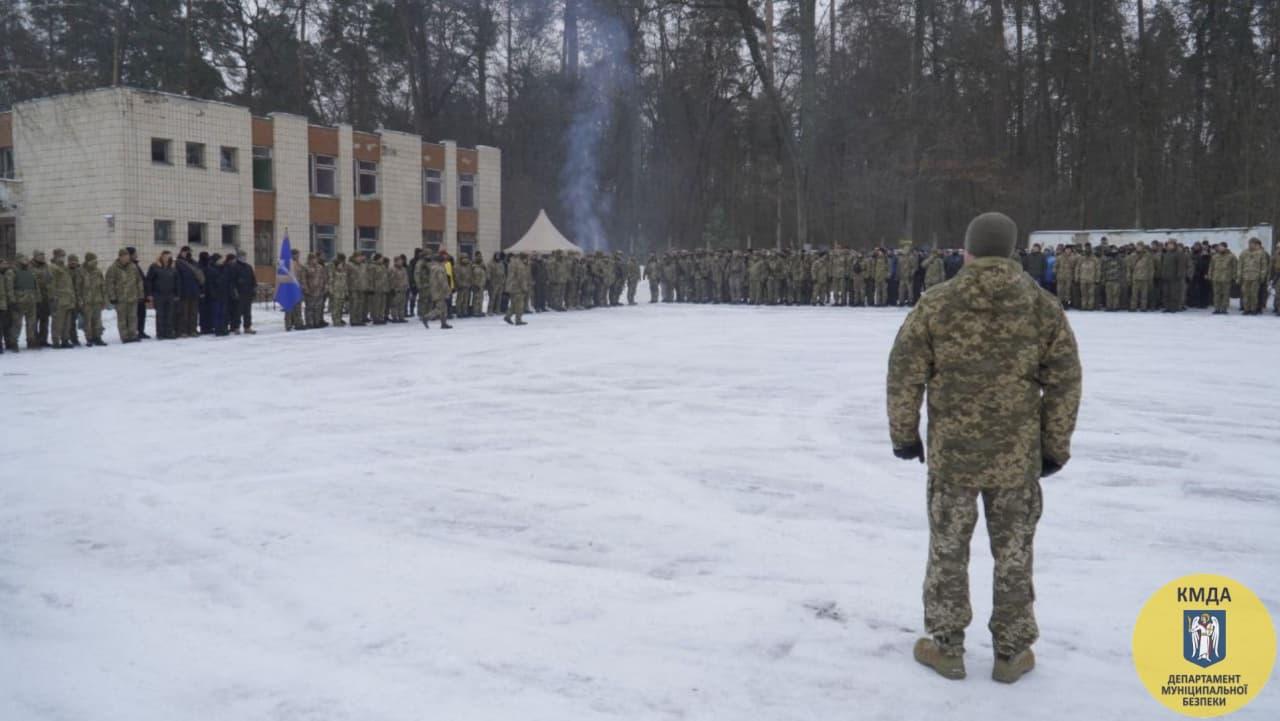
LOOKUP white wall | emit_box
[12,89,128,261]
[443,140,458,254]
[117,89,254,263]
[476,146,502,260]
[337,124,355,254]
[271,114,310,260]
[380,129,423,261]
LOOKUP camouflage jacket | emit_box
[79,260,107,305]
[1075,255,1101,283]
[49,259,78,309]
[427,263,451,301]
[1208,252,1237,283]
[1239,248,1270,282]
[1129,251,1155,282]
[105,259,144,304]
[328,264,349,299]
[1102,256,1125,283]
[348,262,369,293]
[505,258,532,294]
[923,256,946,286]
[389,266,409,292]
[488,259,507,290]
[888,256,1082,488]
[0,268,10,310]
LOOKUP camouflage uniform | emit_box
[849,252,866,307]
[888,255,1081,661]
[286,252,305,330]
[872,252,891,306]
[471,257,488,317]
[626,256,641,305]
[80,253,107,343]
[1101,251,1125,310]
[897,250,920,305]
[923,252,946,291]
[9,256,38,348]
[367,256,390,324]
[1238,245,1270,314]
[1054,249,1074,308]
[348,255,369,325]
[489,255,507,315]
[644,255,661,303]
[104,250,144,341]
[421,259,452,328]
[48,250,78,347]
[1208,249,1237,314]
[1129,246,1154,311]
[328,258,349,326]
[305,257,329,328]
[1074,250,1101,310]
[29,251,52,348]
[389,261,409,322]
[504,255,532,324]
[811,254,830,305]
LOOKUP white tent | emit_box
[506,210,583,254]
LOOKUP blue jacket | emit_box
[1045,255,1057,283]
[176,258,203,298]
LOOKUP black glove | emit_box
[109,299,117,305]
[893,441,925,464]
[1041,456,1063,478]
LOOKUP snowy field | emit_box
[2,302,1278,721]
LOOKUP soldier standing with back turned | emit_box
[888,212,1081,684]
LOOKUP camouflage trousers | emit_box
[1105,282,1123,310]
[349,293,367,325]
[330,294,347,326]
[1079,282,1096,310]
[1130,280,1151,311]
[1242,280,1261,313]
[898,279,915,305]
[1213,281,1231,313]
[368,291,387,323]
[505,292,527,323]
[83,303,104,341]
[114,302,138,341]
[925,477,1042,658]
[874,280,889,306]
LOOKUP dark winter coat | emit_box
[176,258,204,298]
[147,263,180,297]
[229,260,257,300]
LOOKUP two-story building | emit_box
[0,87,501,277]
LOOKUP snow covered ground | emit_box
[2,302,1278,721]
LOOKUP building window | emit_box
[252,146,273,190]
[254,221,275,266]
[0,147,13,179]
[154,220,175,245]
[423,169,442,205]
[356,226,379,255]
[221,224,239,248]
[458,233,477,258]
[186,142,206,168]
[310,154,336,196]
[151,138,172,164]
[220,147,238,172]
[188,222,207,246]
[458,173,476,209]
[422,230,443,253]
[0,222,14,259]
[311,224,337,259]
[357,160,378,197]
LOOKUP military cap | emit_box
[118,248,131,257]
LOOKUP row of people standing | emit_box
[641,248,963,307]
[0,246,258,352]
[1020,237,1277,314]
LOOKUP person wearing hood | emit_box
[8,255,37,350]
[887,212,1081,685]
[146,250,180,339]
[175,246,204,338]
[79,253,108,345]
[105,248,144,342]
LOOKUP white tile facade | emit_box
[12,89,129,262]
[476,145,502,259]
[379,129,423,261]
[6,88,502,267]
[271,113,310,257]
[443,140,458,255]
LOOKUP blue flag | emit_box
[274,233,303,312]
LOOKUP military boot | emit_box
[420,317,430,330]
[992,649,1035,684]
[913,638,965,680]
[441,321,453,329]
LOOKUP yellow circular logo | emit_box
[1133,574,1276,717]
